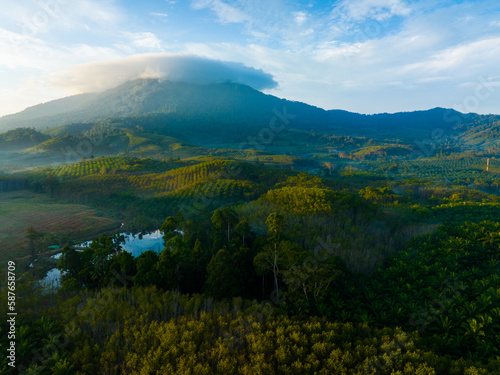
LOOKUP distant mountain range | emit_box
[1,79,500,149]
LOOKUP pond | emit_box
[41,230,165,288]
[77,230,165,257]
[119,230,165,257]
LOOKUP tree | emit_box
[160,216,178,243]
[106,251,136,287]
[265,212,284,239]
[211,207,239,249]
[157,247,181,290]
[254,240,302,303]
[58,244,84,291]
[88,235,124,285]
[192,238,203,260]
[134,250,160,286]
[44,172,60,198]
[233,243,259,298]
[277,172,324,188]
[284,254,344,314]
[27,226,43,262]
[205,249,241,298]
[232,220,254,248]
[72,234,124,289]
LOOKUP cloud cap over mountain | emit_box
[48,53,278,93]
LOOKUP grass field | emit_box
[0,190,120,265]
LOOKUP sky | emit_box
[1,0,500,117]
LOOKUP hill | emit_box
[0,128,50,150]
[2,79,500,149]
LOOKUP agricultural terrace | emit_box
[0,190,120,264]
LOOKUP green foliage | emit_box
[323,221,500,361]
[58,234,125,290]
[10,130,500,374]
[5,286,498,374]
[0,127,50,149]
[205,249,242,298]
[276,172,325,188]
[45,156,134,179]
[134,250,161,286]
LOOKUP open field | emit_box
[0,190,120,264]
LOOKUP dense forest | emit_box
[2,149,500,373]
[3,80,500,374]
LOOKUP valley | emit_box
[2,79,500,374]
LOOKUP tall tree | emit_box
[265,212,284,239]
[160,216,178,244]
[205,249,241,298]
[254,240,302,303]
[26,226,43,262]
[211,207,239,249]
[134,250,160,286]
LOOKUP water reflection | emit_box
[120,230,164,257]
[42,230,165,288]
[77,230,164,257]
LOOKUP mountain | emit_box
[1,79,499,148]
[0,93,95,129]
[0,79,334,140]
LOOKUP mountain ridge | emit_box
[1,79,499,149]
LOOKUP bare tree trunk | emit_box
[273,253,279,302]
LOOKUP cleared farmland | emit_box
[0,190,120,263]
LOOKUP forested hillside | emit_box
[3,144,500,373]
[3,79,500,374]
[2,79,500,148]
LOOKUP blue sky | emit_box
[1,0,500,117]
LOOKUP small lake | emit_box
[41,230,165,288]
[77,230,165,257]
[119,230,165,257]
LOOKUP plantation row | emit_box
[411,158,498,174]
[372,157,500,188]
[52,160,267,219]
[165,179,262,201]
[39,158,243,198]
[128,160,232,196]
[46,156,134,178]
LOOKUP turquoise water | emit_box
[43,230,165,287]
[120,230,165,257]
[78,230,165,257]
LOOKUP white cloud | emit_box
[65,44,122,61]
[0,0,123,36]
[0,28,70,71]
[3,0,500,117]
[0,26,123,72]
[124,32,164,51]
[294,11,307,25]
[399,37,500,76]
[190,0,317,49]
[192,0,249,24]
[334,0,412,22]
[46,53,278,93]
